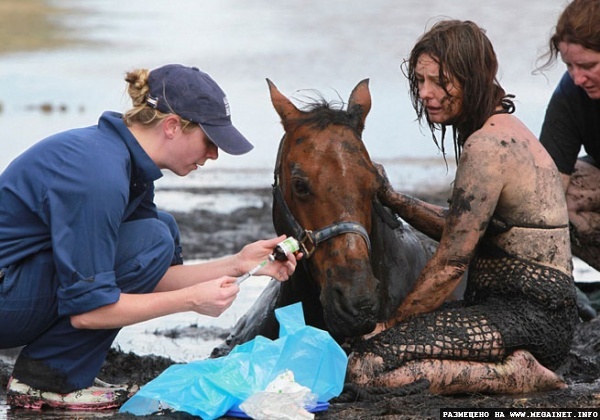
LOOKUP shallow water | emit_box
[0,0,567,193]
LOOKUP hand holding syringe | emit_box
[236,237,300,285]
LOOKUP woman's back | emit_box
[468,113,572,274]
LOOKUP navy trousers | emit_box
[0,211,182,393]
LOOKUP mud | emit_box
[3,317,600,419]
[3,186,600,418]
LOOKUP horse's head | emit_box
[268,78,381,338]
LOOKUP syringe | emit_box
[235,237,300,285]
[235,255,275,285]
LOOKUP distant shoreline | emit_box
[0,0,86,55]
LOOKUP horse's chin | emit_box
[325,312,377,339]
[318,266,381,338]
[343,323,377,339]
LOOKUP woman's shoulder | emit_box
[460,117,545,185]
[467,114,534,149]
[462,123,515,157]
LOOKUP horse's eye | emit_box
[291,177,310,197]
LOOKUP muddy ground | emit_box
[3,186,600,419]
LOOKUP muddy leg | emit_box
[347,350,566,395]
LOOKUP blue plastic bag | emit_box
[119,303,348,419]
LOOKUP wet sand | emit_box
[0,0,88,54]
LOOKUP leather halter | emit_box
[272,136,372,259]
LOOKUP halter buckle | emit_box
[298,230,317,258]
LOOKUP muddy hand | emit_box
[361,320,395,340]
[374,162,394,205]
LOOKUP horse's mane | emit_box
[295,94,362,133]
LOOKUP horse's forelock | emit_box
[296,99,361,132]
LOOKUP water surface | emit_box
[0,0,567,196]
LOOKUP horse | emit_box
[211,79,437,357]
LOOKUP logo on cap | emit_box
[223,97,231,117]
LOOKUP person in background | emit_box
[347,20,578,394]
[538,0,600,296]
[0,64,300,410]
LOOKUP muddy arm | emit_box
[375,163,447,241]
[387,194,447,241]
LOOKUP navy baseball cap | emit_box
[146,64,254,155]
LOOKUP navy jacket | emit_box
[0,111,163,316]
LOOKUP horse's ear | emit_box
[266,78,302,126]
[347,79,372,133]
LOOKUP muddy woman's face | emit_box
[415,53,463,124]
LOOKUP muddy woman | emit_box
[347,20,578,394]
